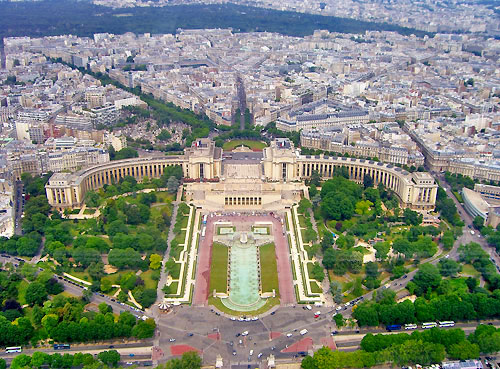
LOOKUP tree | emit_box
[31,351,51,368]
[72,247,101,268]
[321,231,333,252]
[363,174,373,189]
[352,303,379,327]
[310,170,321,187]
[311,263,324,282]
[473,215,484,230]
[157,129,172,141]
[84,191,101,208]
[438,258,461,277]
[333,313,344,327]
[98,302,112,314]
[447,340,480,360]
[11,355,31,369]
[132,318,156,338]
[374,242,390,261]
[113,147,138,161]
[25,282,48,306]
[135,288,157,308]
[365,262,379,278]
[167,176,179,194]
[101,278,113,292]
[441,230,455,250]
[45,278,64,295]
[403,208,422,226]
[330,281,343,304]
[355,200,373,215]
[411,263,441,295]
[98,350,120,367]
[149,254,162,270]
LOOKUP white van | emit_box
[300,329,308,335]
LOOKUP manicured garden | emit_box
[222,139,267,151]
[209,242,228,293]
[259,243,279,294]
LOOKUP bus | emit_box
[422,322,438,329]
[5,347,22,353]
[53,344,70,350]
[438,321,455,328]
[386,324,402,331]
[404,324,418,330]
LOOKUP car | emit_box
[187,333,193,337]
[241,331,249,336]
[403,275,408,279]
[314,314,320,318]
[331,331,338,335]
[126,362,133,366]
[108,345,114,348]
[251,317,258,321]
[257,353,263,359]
[336,306,342,311]
[230,317,236,321]
[229,341,234,346]
[286,333,293,337]
[270,311,276,315]
[305,305,312,310]
[169,338,176,342]
[249,350,254,356]
[232,351,236,356]
[271,346,275,351]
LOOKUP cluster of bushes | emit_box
[11,350,121,369]
[170,203,190,258]
[352,243,500,328]
[298,199,317,243]
[444,172,476,193]
[435,187,463,226]
[458,242,500,289]
[0,291,155,347]
[303,325,499,369]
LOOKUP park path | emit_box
[156,187,183,305]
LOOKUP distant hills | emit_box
[0,1,432,40]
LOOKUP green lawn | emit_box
[68,270,92,282]
[461,264,480,277]
[17,280,29,305]
[140,270,159,289]
[208,296,279,316]
[453,191,464,203]
[222,140,267,151]
[310,281,322,293]
[166,281,179,296]
[259,243,279,295]
[209,243,228,293]
[179,216,189,229]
